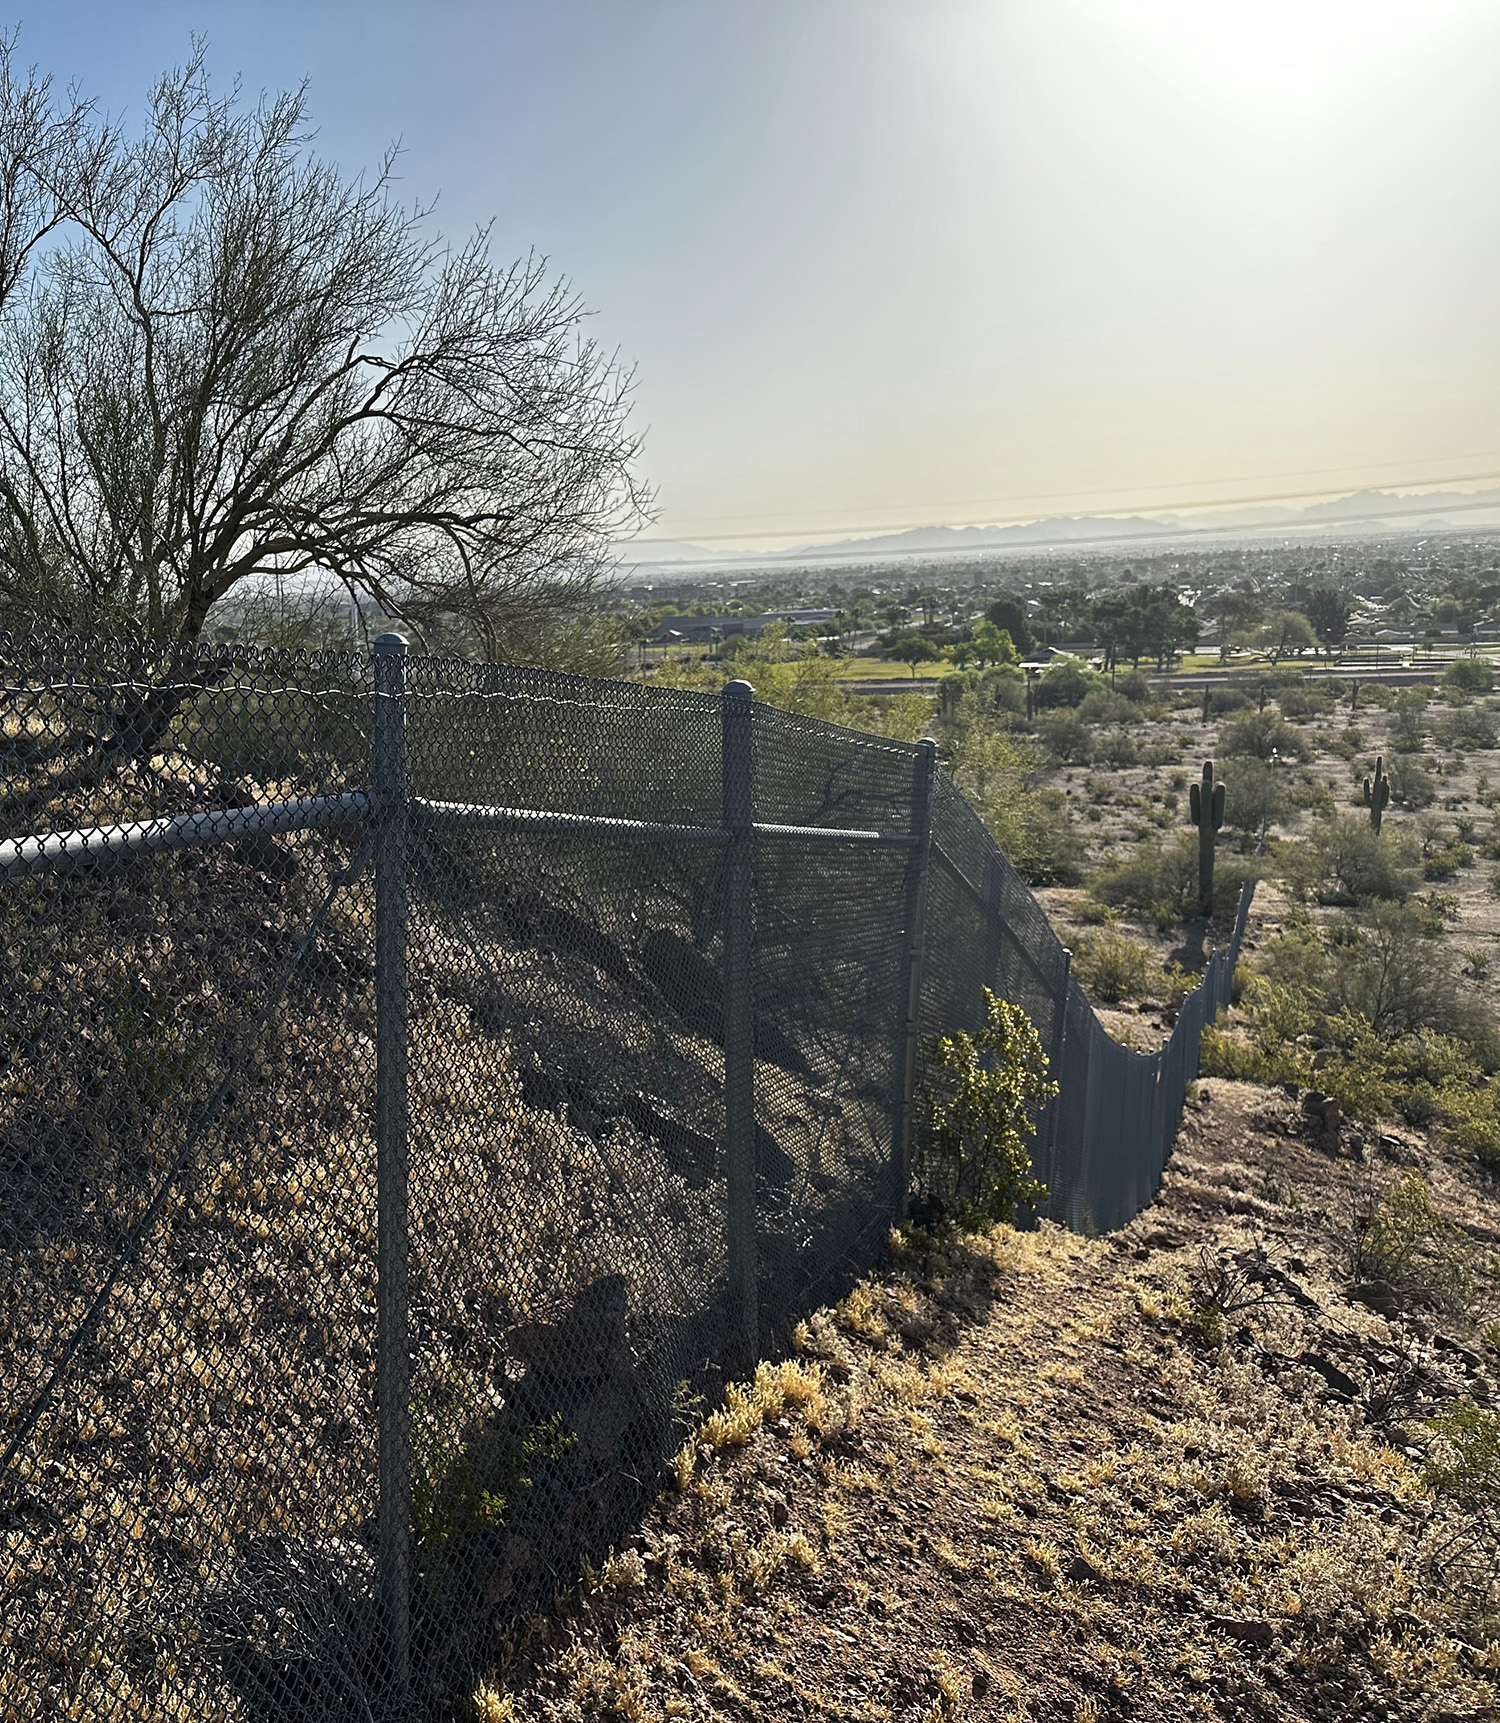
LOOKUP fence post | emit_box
[372,633,412,1696]
[721,679,758,1371]
[892,738,938,1219]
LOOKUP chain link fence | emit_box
[0,631,1252,1721]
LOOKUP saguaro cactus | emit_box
[1363,755,1390,833]
[1201,687,1210,724]
[1189,759,1225,917]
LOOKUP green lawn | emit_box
[830,658,958,681]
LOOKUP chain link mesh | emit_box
[0,632,1250,1720]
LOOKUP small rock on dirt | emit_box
[1211,1616,1275,1648]
[1348,1280,1401,1318]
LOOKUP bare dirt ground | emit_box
[478,1079,1500,1723]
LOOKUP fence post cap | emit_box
[723,678,754,700]
[374,632,408,655]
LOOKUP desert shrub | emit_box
[1216,754,1287,841]
[1329,899,1467,1038]
[1077,687,1139,727]
[1036,709,1093,764]
[1391,688,1429,752]
[1114,669,1154,703]
[1261,902,1498,1064]
[1034,656,1100,709]
[981,664,1028,715]
[950,727,1085,885]
[1355,682,1398,709]
[1097,728,1139,768]
[1353,1170,1477,1314]
[1198,1022,1308,1087]
[1437,705,1499,751]
[1071,898,1116,927]
[1283,816,1419,903]
[1423,1400,1500,1605]
[1320,728,1358,760]
[1385,753,1436,808]
[1074,930,1150,1002]
[1219,710,1306,761]
[917,989,1053,1226]
[1091,834,1253,928]
[1277,684,1334,719]
[1203,687,1250,717]
[1424,841,1475,880]
[1444,657,1495,694]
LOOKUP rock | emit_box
[1297,1351,1360,1398]
[1067,1553,1107,1584]
[1211,1616,1275,1648]
[1349,1280,1401,1318]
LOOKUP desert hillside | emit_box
[479,1077,1500,1723]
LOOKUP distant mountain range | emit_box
[618,485,1500,570]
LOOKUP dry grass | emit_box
[474,1082,1500,1723]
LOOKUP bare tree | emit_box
[0,46,649,655]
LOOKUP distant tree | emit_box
[1305,587,1351,657]
[1260,610,1317,665]
[970,619,1018,669]
[1090,590,1135,672]
[882,628,940,677]
[984,595,1034,656]
[1207,589,1264,662]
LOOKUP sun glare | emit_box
[1096,0,1488,130]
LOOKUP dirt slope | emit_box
[476,1082,1500,1723]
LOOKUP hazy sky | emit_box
[21,0,1500,545]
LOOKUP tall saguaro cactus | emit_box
[1363,755,1390,833]
[1189,760,1225,917]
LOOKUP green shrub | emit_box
[1391,688,1429,752]
[1444,657,1495,694]
[1071,898,1116,927]
[1203,687,1250,717]
[1037,710,1093,764]
[1092,834,1253,929]
[1277,684,1335,719]
[1385,754,1436,809]
[1074,930,1150,1003]
[1078,688,1140,726]
[1423,841,1475,880]
[1437,706,1499,751]
[1114,669,1154,703]
[1283,816,1419,903]
[950,727,1085,885]
[1219,710,1306,761]
[917,989,1054,1226]
[1035,656,1100,709]
[1097,728,1139,768]
[1216,754,1287,841]
[1353,1170,1476,1314]
[1198,1020,1309,1087]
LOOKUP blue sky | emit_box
[23,1,1500,546]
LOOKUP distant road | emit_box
[841,661,1461,696]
